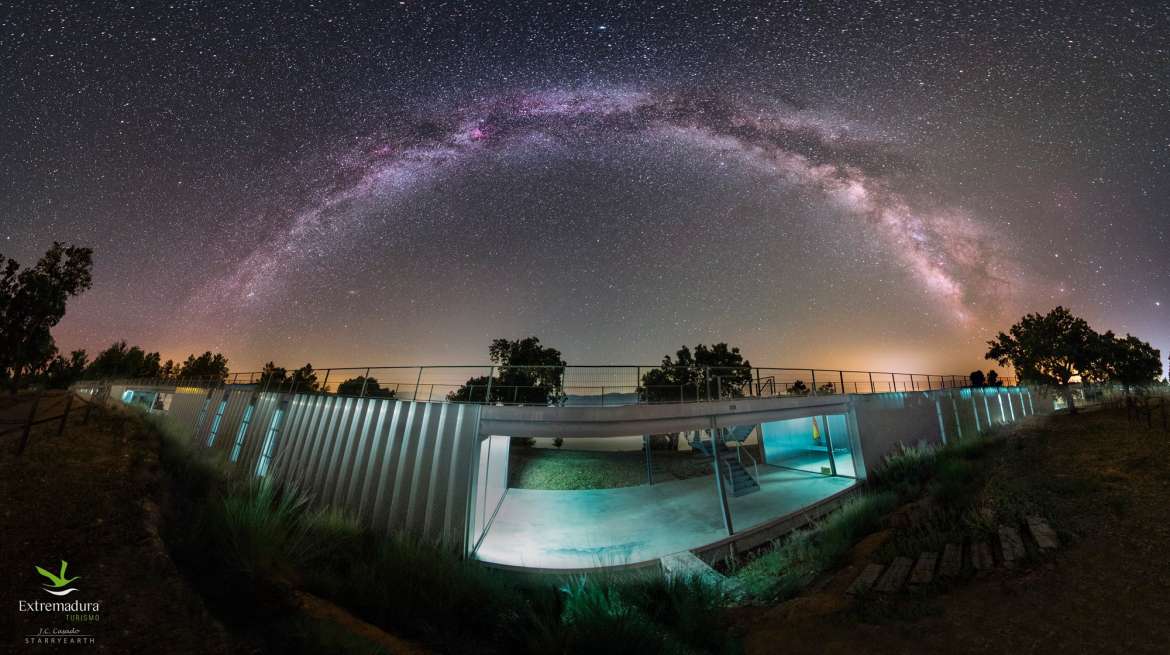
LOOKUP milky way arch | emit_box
[187,88,1011,322]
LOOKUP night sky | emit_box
[2,1,1167,376]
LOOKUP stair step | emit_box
[1026,516,1059,551]
[908,552,937,585]
[939,543,962,578]
[970,542,994,571]
[847,563,885,595]
[874,557,913,593]
[999,526,1026,567]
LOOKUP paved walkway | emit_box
[475,466,855,570]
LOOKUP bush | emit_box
[873,442,937,498]
[735,491,897,600]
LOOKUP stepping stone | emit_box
[846,563,885,595]
[939,543,963,578]
[874,557,913,593]
[971,542,994,571]
[1026,515,1059,551]
[999,526,1026,567]
[909,552,937,585]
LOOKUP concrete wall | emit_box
[102,385,485,555]
[852,386,1042,474]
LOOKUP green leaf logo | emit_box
[35,560,80,595]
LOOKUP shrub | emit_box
[735,491,897,600]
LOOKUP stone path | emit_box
[846,516,1060,596]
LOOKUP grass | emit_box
[509,447,712,490]
[148,409,739,654]
[732,491,898,601]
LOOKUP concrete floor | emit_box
[474,466,855,570]
[771,450,857,478]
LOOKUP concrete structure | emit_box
[79,379,1048,572]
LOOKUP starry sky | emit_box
[2,1,1167,377]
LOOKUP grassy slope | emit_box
[737,407,1170,655]
[0,399,232,654]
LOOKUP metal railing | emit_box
[77,364,1017,407]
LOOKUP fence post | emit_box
[868,372,875,393]
[56,394,73,437]
[414,366,425,401]
[839,371,846,395]
[484,366,494,404]
[321,369,331,394]
[16,393,42,455]
[359,368,371,398]
[810,370,817,395]
[891,373,897,392]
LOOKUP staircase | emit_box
[720,449,760,496]
[686,428,761,497]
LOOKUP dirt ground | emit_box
[0,397,230,654]
[736,406,1170,655]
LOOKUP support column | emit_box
[709,422,734,537]
[821,416,838,476]
[643,435,654,485]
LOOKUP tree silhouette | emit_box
[177,351,230,383]
[337,376,397,399]
[0,243,93,392]
[43,349,89,389]
[639,343,753,402]
[969,370,986,387]
[449,337,566,404]
[86,341,162,379]
[986,370,1001,387]
[987,306,1103,412]
[788,379,810,395]
[255,361,318,392]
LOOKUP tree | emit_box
[986,370,1002,387]
[256,361,288,389]
[787,379,809,395]
[254,361,318,392]
[817,381,836,395]
[86,341,162,379]
[969,370,986,387]
[1084,332,1162,391]
[0,243,94,391]
[177,351,230,383]
[639,343,753,402]
[43,349,88,389]
[986,306,1100,413]
[449,337,566,404]
[336,375,397,399]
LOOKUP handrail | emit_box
[75,364,1020,407]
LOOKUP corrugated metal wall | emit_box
[127,386,483,553]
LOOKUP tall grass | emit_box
[734,491,898,601]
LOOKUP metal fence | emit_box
[79,365,1017,406]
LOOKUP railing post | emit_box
[484,365,494,404]
[891,373,897,392]
[16,393,42,456]
[321,369,331,394]
[839,370,845,395]
[810,370,817,395]
[56,394,73,437]
[868,372,875,393]
[414,366,425,401]
[910,373,916,391]
[359,368,371,398]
